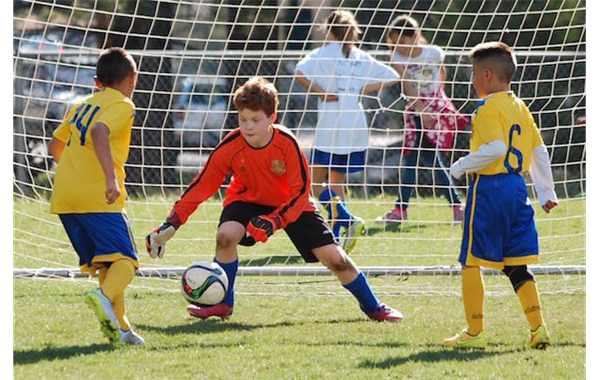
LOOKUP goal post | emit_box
[13,0,585,296]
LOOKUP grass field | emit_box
[13,196,586,379]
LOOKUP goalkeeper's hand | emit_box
[246,215,282,243]
[146,212,181,258]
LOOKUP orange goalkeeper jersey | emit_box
[172,125,316,227]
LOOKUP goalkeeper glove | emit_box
[246,215,282,243]
[146,211,181,259]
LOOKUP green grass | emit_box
[13,196,586,379]
[14,277,585,380]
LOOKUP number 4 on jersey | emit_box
[68,104,101,146]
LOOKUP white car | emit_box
[172,76,230,147]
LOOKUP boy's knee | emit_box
[502,265,534,292]
[324,250,352,273]
[216,231,237,249]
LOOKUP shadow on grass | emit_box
[358,347,519,369]
[239,255,304,266]
[14,343,118,365]
[138,316,371,336]
[366,224,427,237]
[358,339,587,369]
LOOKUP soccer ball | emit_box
[181,261,229,306]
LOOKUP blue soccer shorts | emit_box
[310,149,366,173]
[59,212,139,274]
[459,173,539,270]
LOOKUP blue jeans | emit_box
[396,129,462,210]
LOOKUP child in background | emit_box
[146,77,403,323]
[377,15,468,225]
[48,47,144,345]
[443,42,557,349]
[295,10,399,251]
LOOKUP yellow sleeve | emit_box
[473,102,504,144]
[53,104,79,142]
[95,102,134,135]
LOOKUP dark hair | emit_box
[324,10,362,57]
[386,15,426,44]
[469,41,517,83]
[233,76,279,116]
[96,47,136,86]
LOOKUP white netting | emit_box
[13,0,585,294]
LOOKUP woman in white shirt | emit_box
[295,10,399,253]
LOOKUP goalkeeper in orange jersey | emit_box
[48,47,144,345]
[146,76,402,322]
[442,42,558,349]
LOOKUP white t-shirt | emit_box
[296,42,399,154]
[391,45,444,97]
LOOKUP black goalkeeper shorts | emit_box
[219,201,336,263]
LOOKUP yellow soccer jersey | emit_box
[50,87,135,214]
[470,91,543,175]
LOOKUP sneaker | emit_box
[443,329,487,349]
[375,208,407,225]
[187,303,233,320]
[341,216,366,253]
[119,329,145,346]
[84,288,120,343]
[367,303,403,322]
[453,205,464,224]
[529,324,550,349]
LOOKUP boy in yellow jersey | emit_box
[48,47,144,345]
[442,42,558,349]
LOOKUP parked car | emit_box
[171,76,231,147]
[14,32,65,56]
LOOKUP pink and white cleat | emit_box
[367,303,403,322]
[453,205,464,224]
[375,208,407,226]
[187,303,233,320]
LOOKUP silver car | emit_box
[172,76,230,147]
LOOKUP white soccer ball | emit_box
[181,261,229,306]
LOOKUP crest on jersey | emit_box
[270,159,286,175]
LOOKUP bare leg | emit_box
[214,221,245,263]
[311,243,359,284]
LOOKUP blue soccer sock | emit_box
[343,272,379,314]
[318,188,354,238]
[214,258,238,308]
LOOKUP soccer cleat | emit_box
[375,208,407,226]
[187,303,233,320]
[341,216,366,254]
[119,329,146,346]
[366,303,403,322]
[442,329,487,349]
[84,288,120,343]
[453,205,464,224]
[529,324,550,349]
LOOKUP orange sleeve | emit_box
[269,132,311,228]
[171,134,236,225]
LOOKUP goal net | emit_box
[13,0,585,297]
